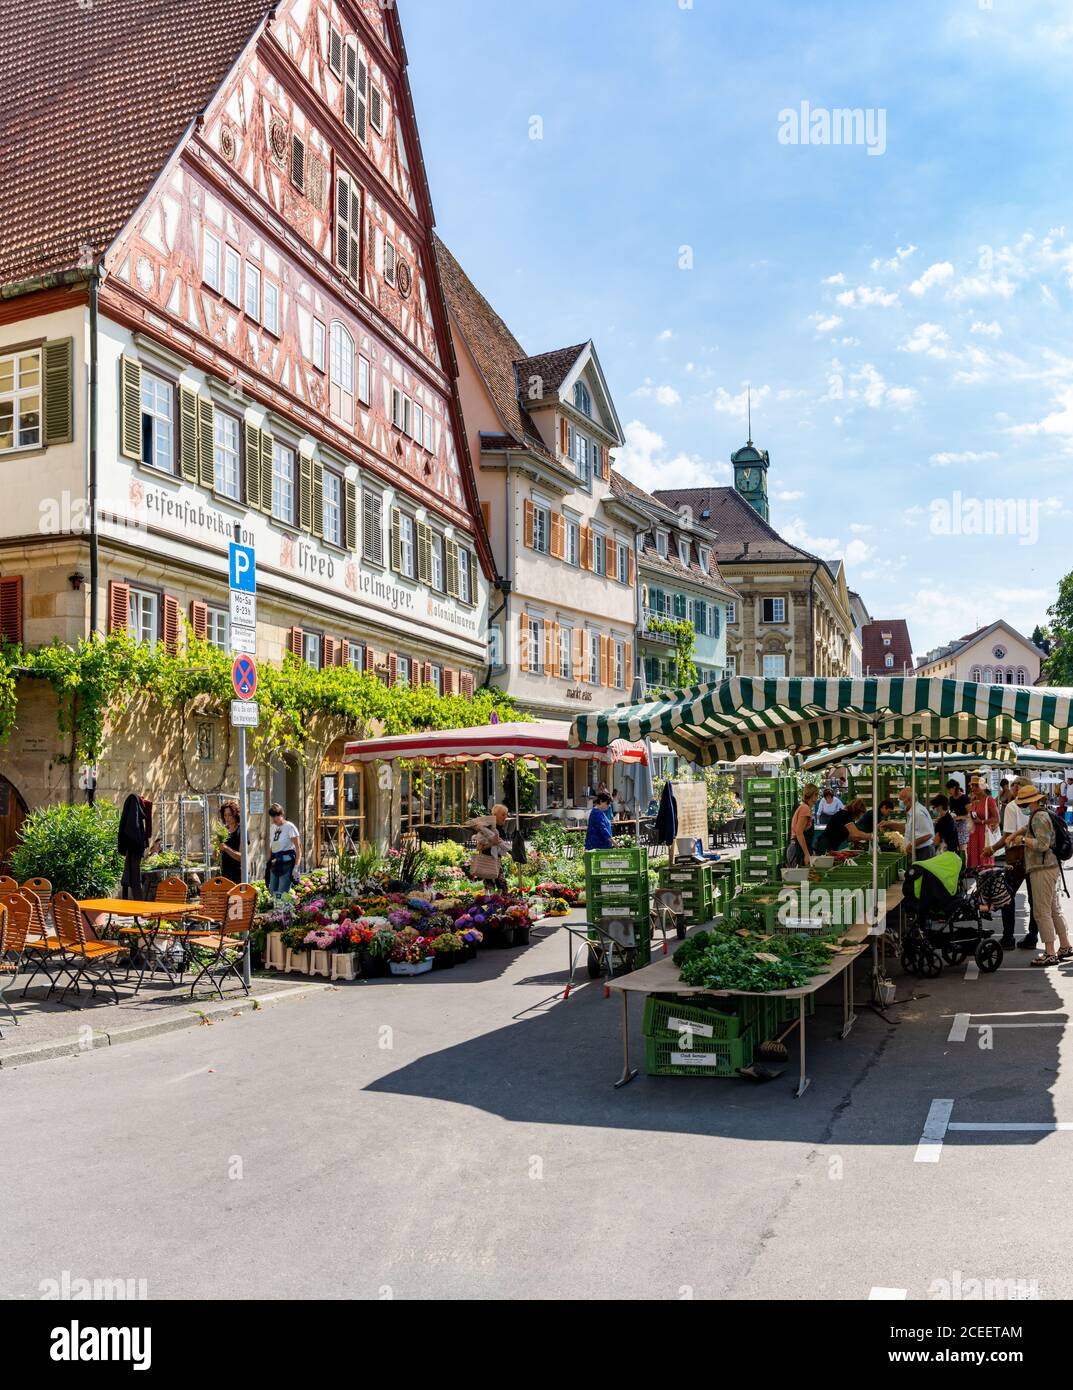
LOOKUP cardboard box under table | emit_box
[606,885,902,1097]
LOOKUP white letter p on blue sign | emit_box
[229,542,256,594]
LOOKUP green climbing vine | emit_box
[646,617,699,689]
[0,633,522,766]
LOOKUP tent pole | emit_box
[910,739,918,865]
[871,719,881,989]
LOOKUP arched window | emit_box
[1017,668,1028,685]
[885,653,894,669]
[971,667,982,683]
[573,381,592,417]
[982,666,993,683]
[1006,669,1014,684]
[330,322,355,426]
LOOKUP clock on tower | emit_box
[730,438,771,522]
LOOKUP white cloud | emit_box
[809,312,844,334]
[823,272,847,286]
[908,261,955,296]
[970,320,1003,337]
[902,322,950,357]
[928,449,999,466]
[782,517,841,554]
[871,244,918,272]
[712,383,771,419]
[614,420,731,491]
[850,363,916,409]
[634,379,681,406]
[946,273,1017,302]
[845,538,874,565]
[775,489,804,501]
[849,522,872,534]
[1008,383,1073,437]
[657,328,673,341]
[836,285,900,308]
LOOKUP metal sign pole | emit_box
[239,724,251,988]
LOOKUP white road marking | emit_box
[870,1286,908,1299]
[948,1122,1073,1133]
[948,1013,970,1042]
[915,1099,954,1163]
[964,960,979,980]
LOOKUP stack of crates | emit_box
[743,775,796,853]
[659,861,715,927]
[641,993,759,1077]
[741,846,784,885]
[584,847,651,968]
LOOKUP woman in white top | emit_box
[267,803,302,896]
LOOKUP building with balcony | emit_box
[0,0,493,862]
[610,473,738,690]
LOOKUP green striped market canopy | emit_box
[801,742,1017,772]
[568,678,1073,767]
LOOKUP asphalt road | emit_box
[2,895,1069,1301]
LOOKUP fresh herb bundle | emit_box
[672,927,848,993]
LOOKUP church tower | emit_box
[731,437,770,522]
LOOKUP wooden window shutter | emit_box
[357,55,369,143]
[480,501,491,534]
[445,538,460,596]
[339,640,350,667]
[107,580,130,635]
[624,642,633,686]
[344,41,357,133]
[544,622,554,674]
[335,173,350,274]
[519,614,530,672]
[288,626,304,657]
[344,480,358,550]
[363,490,383,565]
[601,446,609,480]
[417,522,433,584]
[422,661,433,686]
[244,422,262,510]
[389,508,402,572]
[559,417,568,455]
[299,453,313,531]
[348,186,361,284]
[606,536,617,575]
[260,431,273,515]
[329,26,343,77]
[550,512,565,560]
[523,499,535,549]
[119,357,142,460]
[0,576,23,645]
[388,653,398,686]
[600,636,611,687]
[190,600,208,640]
[580,527,592,571]
[364,646,377,674]
[443,668,456,695]
[311,458,324,538]
[460,672,475,699]
[291,133,305,193]
[180,386,200,484]
[573,628,585,682]
[628,548,636,586]
[322,636,336,668]
[370,83,383,132]
[197,396,215,489]
[162,595,180,655]
[43,338,73,445]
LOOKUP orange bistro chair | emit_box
[155,876,189,905]
[0,893,32,1034]
[0,875,19,893]
[20,877,53,911]
[186,885,256,999]
[0,890,64,999]
[51,892,128,1008]
[188,876,236,927]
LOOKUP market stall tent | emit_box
[344,720,648,766]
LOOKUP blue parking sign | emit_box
[229,542,256,594]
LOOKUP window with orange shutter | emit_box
[190,601,208,641]
[107,581,131,635]
[519,614,530,672]
[288,626,304,657]
[162,595,180,655]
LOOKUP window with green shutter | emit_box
[259,431,273,514]
[299,452,313,531]
[417,521,432,584]
[445,538,460,597]
[311,458,324,538]
[180,386,200,483]
[390,507,402,572]
[344,480,358,551]
[42,338,73,445]
[244,421,262,509]
[197,396,215,488]
[119,357,142,460]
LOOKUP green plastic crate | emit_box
[643,994,746,1041]
[585,847,646,875]
[778,992,818,1024]
[644,1027,757,1077]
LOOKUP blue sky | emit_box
[402,0,1073,657]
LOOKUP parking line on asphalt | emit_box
[948,1013,971,1042]
[915,1099,954,1162]
[964,961,979,980]
[948,1122,1073,1132]
[870,1287,908,1299]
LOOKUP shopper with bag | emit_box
[468,804,511,888]
[1008,783,1073,967]
[994,776,1038,951]
[967,779,999,870]
[786,784,819,868]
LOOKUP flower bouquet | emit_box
[542,897,572,917]
[389,931,433,976]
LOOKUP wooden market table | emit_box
[607,885,903,1097]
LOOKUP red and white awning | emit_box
[343,720,648,766]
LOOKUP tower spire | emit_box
[747,386,752,445]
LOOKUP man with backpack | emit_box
[1008,783,1073,967]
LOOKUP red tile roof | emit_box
[652,486,818,564]
[611,472,740,602]
[861,619,915,675]
[0,0,271,290]
[515,344,588,399]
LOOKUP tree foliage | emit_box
[0,633,522,766]
[1043,578,1073,685]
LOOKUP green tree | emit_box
[1043,578,1073,684]
[1031,623,1052,656]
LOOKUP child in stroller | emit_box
[901,850,1003,977]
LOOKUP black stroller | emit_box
[900,851,1003,976]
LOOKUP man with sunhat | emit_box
[1008,782,1072,967]
[994,774,1039,951]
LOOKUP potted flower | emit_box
[507,903,534,947]
[280,920,312,973]
[543,897,571,917]
[330,922,360,982]
[458,927,483,961]
[389,932,433,976]
[430,930,464,971]
[303,928,336,978]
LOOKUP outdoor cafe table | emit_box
[77,899,191,990]
[606,885,903,1098]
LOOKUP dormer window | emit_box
[677,539,690,566]
[655,530,669,557]
[698,546,710,573]
[573,381,592,417]
[885,653,894,669]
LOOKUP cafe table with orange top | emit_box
[77,899,191,991]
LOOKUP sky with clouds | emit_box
[402,0,1073,658]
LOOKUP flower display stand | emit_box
[309,949,333,979]
[331,954,358,982]
[389,959,433,976]
[284,948,310,975]
[264,932,287,972]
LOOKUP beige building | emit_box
[656,445,855,679]
[915,620,1045,686]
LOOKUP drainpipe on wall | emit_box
[88,268,100,640]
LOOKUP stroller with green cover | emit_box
[900,851,1002,977]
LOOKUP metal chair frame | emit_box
[0,894,32,1034]
[51,893,128,1009]
[186,885,256,999]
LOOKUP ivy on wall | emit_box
[646,617,699,690]
[0,633,522,766]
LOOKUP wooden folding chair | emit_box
[188,876,236,925]
[51,892,128,1007]
[0,894,32,1034]
[155,876,189,905]
[186,885,256,999]
[0,890,63,998]
[0,875,19,893]
[20,877,53,911]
